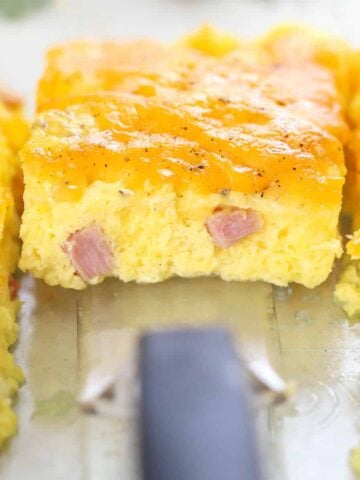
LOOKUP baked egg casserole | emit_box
[0,87,27,446]
[334,51,360,316]
[19,26,350,290]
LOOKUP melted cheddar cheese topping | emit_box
[22,26,348,205]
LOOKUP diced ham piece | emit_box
[8,276,20,300]
[206,207,263,248]
[63,224,114,282]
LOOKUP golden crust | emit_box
[26,26,348,207]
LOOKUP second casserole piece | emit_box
[334,51,360,316]
[20,26,349,289]
[0,86,28,446]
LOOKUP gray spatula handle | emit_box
[140,328,262,480]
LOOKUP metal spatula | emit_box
[140,328,263,480]
[77,277,291,479]
[2,270,356,480]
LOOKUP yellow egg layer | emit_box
[20,26,349,289]
[20,181,342,289]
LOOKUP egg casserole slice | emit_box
[20,27,349,290]
[0,88,27,446]
[334,51,360,316]
[340,51,360,257]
